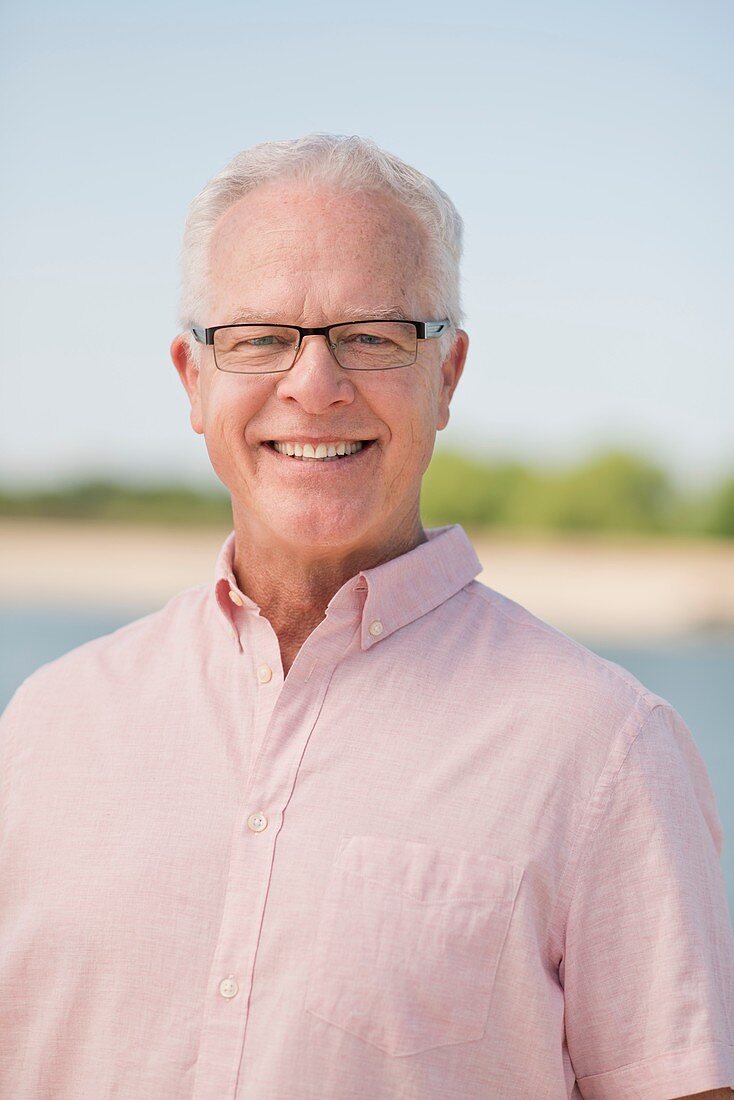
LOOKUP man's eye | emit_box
[353,333,385,345]
[248,335,279,346]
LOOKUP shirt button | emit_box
[247,811,268,832]
[228,589,244,606]
[257,663,272,684]
[368,619,383,637]
[219,976,239,999]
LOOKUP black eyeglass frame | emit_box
[190,318,450,373]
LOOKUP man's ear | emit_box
[436,328,469,432]
[170,333,204,436]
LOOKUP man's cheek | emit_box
[215,406,248,446]
[201,409,242,471]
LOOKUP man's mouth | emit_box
[262,439,376,462]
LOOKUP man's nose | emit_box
[274,333,355,412]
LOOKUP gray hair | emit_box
[177,133,464,359]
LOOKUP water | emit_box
[1,606,733,918]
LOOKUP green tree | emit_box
[704,476,734,537]
[421,453,531,528]
[540,450,675,533]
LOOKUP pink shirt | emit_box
[1,523,732,1099]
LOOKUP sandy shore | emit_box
[2,518,733,643]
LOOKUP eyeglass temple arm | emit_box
[419,321,449,339]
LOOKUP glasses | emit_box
[191,319,449,374]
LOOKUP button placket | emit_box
[191,615,360,1100]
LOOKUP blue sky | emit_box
[1,0,732,491]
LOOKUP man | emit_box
[0,134,732,1099]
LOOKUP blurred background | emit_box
[1,0,732,912]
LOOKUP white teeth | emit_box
[271,440,366,460]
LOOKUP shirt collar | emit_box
[213,524,483,651]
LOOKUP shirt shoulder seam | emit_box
[0,677,33,852]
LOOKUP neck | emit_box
[230,507,427,660]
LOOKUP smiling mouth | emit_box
[263,440,376,462]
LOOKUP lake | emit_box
[1,605,732,919]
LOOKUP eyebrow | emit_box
[227,305,412,325]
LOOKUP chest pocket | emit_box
[304,834,523,1057]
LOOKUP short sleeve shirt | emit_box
[1,523,732,1098]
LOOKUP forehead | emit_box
[205,180,429,322]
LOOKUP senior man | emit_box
[1,135,732,1100]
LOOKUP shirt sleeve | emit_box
[560,701,734,1100]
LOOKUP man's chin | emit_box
[229,502,373,552]
[274,514,372,555]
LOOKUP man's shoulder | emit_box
[457,576,663,724]
[4,582,212,714]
